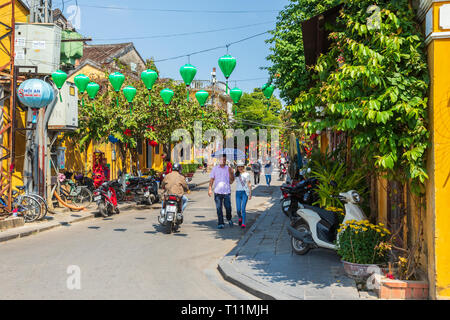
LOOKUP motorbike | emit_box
[279,163,287,181]
[159,194,184,234]
[118,173,160,205]
[287,189,367,255]
[280,177,319,220]
[93,180,120,217]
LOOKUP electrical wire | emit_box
[79,4,279,14]
[154,31,270,63]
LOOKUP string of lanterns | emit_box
[45,53,274,144]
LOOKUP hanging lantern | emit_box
[17,79,55,124]
[262,84,275,110]
[108,135,119,144]
[141,69,158,106]
[179,64,197,101]
[51,69,67,102]
[149,140,158,147]
[229,87,243,116]
[86,82,100,111]
[74,74,90,107]
[230,87,243,104]
[123,86,137,115]
[109,72,125,107]
[160,88,174,117]
[195,90,209,118]
[218,54,236,94]
[124,129,132,136]
[263,84,275,100]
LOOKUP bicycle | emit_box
[0,190,42,223]
[14,186,49,220]
[54,178,93,210]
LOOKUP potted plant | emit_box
[336,220,391,281]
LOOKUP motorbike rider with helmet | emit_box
[161,163,190,212]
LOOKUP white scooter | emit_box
[287,189,367,255]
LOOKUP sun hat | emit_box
[237,160,245,167]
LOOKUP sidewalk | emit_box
[218,182,374,300]
[0,171,210,243]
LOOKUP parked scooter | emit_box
[287,189,367,255]
[93,180,120,217]
[159,194,184,234]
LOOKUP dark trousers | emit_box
[214,193,232,225]
[253,172,260,184]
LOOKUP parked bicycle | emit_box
[52,174,93,210]
[0,189,42,223]
[14,186,49,220]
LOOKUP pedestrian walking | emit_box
[251,160,261,185]
[235,160,252,229]
[208,155,235,229]
[264,157,273,186]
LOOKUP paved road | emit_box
[0,178,276,300]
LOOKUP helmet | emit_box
[173,163,182,172]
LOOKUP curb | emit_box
[217,196,298,300]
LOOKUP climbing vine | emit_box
[291,0,430,194]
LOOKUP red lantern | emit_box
[149,140,158,147]
[124,129,132,136]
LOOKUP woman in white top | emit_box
[235,160,252,229]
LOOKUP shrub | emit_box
[337,220,391,265]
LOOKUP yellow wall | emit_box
[1,1,29,190]
[0,0,29,67]
[425,1,450,299]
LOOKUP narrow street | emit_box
[0,179,274,299]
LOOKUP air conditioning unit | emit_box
[48,82,78,131]
[14,23,61,75]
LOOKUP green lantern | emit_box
[218,54,236,94]
[109,72,125,92]
[230,87,243,116]
[123,86,137,114]
[141,69,158,106]
[109,72,125,107]
[51,69,67,102]
[160,88,174,117]
[195,90,209,106]
[195,90,209,118]
[179,64,197,101]
[74,74,90,107]
[263,84,275,100]
[262,84,275,110]
[86,82,100,111]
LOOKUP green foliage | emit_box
[310,159,366,209]
[233,88,283,132]
[337,220,391,264]
[181,163,200,174]
[289,0,429,194]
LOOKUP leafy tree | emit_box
[68,62,229,172]
[233,88,283,133]
[290,0,429,194]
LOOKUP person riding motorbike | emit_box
[161,163,189,212]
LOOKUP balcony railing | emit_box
[174,80,228,93]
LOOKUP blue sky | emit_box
[54,0,290,103]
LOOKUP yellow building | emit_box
[63,42,164,176]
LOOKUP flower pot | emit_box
[375,276,429,300]
[342,260,381,281]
